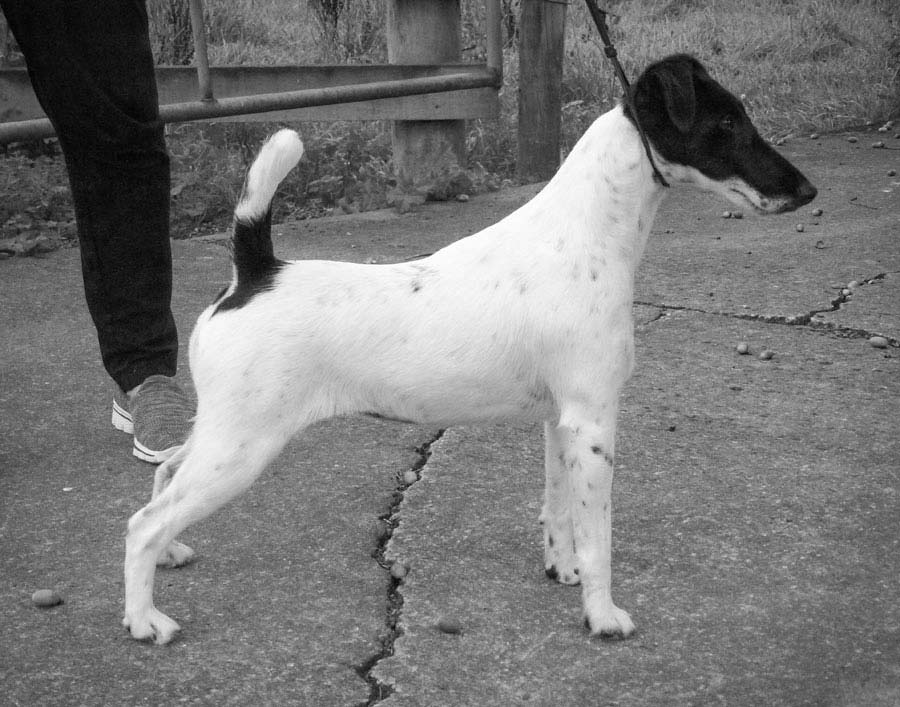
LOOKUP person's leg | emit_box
[3,0,192,462]
[2,0,177,393]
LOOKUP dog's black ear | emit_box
[636,55,701,134]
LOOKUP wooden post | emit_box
[517,0,567,181]
[386,0,465,188]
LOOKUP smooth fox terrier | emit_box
[123,54,816,644]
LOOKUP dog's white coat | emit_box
[123,104,790,644]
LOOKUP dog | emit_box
[123,54,816,644]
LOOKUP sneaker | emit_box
[112,375,194,463]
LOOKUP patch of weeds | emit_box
[0,141,76,256]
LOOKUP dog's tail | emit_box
[231,128,303,280]
[214,130,303,313]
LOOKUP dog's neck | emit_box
[534,105,666,273]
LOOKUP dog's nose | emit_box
[797,179,817,204]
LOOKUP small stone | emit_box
[402,470,418,485]
[722,210,732,219]
[888,169,897,177]
[809,133,819,140]
[437,617,463,634]
[811,207,823,217]
[847,280,860,290]
[872,141,885,149]
[868,336,889,349]
[846,136,858,143]
[455,193,470,203]
[32,589,63,608]
[796,224,805,232]
[731,211,743,219]
[390,562,408,580]
[758,350,775,361]
[736,342,750,355]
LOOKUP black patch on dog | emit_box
[545,566,559,581]
[590,444,614,467]
[213,210,286,314]
[627,54,816,210]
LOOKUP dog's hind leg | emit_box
[123,426,290,644]
[541,421,580,585]
[558,402,635,639]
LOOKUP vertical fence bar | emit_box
[517,0,566,180]
[188,0,214,101]
[387,0,465,187]
[486,0,503,79]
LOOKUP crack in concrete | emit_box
[356,428,445,706]
[636,272,898,346]
[351,270,894,702]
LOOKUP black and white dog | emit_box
[123,55,815,644]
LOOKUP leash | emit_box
[582,0,670,187]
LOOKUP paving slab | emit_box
[376,313,898,706]
[635,134,900,328]
[0,132,897,706]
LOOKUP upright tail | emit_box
[215,129,303,314]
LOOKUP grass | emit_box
[2,0,898,248]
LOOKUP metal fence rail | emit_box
[0,0,502,144]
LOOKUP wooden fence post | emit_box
[517,0,566,181]
[386,0,465,188]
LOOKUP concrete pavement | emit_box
[1,132,898,706]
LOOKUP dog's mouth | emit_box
[727,186,800,215]
[728,186,771,214]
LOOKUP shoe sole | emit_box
[112,398,178,464]
[111,398,134,434]
[132,437,180,464]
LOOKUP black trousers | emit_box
[2,0,177,393]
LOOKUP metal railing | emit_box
[0,0,502,144]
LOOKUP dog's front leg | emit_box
[558,406,635,639]
[541,421,579,585]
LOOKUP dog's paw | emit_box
[123,607,181,645]
[583,603,635,640]
[157,541,195,568]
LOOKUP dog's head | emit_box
[628,54,816,213]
